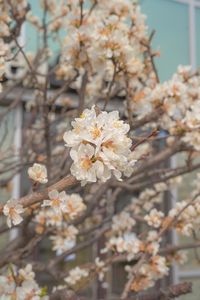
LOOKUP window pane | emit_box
[26,0,43,52]
[0,108,15,249]
[175,154,200,272]
[140,0,190,81]
[26,0,66,56]
[196,7,200,68]
[179,235,200,271]
[180,278,200,300]
[0,108,15,202]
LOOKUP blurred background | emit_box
[25,0,200,81]
[1,0,200,299]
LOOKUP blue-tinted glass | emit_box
[26,0,190,80]
[180,278,200,300]
[140,0,190,81]
[26,0,65,57]
[26,1,43,52]
[196,7,200,68]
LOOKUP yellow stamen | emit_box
[81,158,92,170]
[102,140,116,150]
[80,113,86,119]
[52,198,60,207]
[91,126,101,139]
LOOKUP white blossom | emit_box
[111,212,135,234]
[144,209,164,228]
[50,225,78,254]
[61,193,86,219]
[28,163,48,184]
[64,267,89,286]
[64,106,136,184]
[3,199,24,228]
[0,264,48,299]
[95,257,108,281]
[42,189,67,212]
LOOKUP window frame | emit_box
[170,0,200,286]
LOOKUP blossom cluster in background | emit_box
[0,264,48,299]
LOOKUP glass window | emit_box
[0,108,16,249]
[180,278,200,300]
[26,0,66,57]
[26,0,43,52]
[140,0,190,81]
[196,7,200,67]
[0,108,15,202]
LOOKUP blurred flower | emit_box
[28,163,48,184]
[3,199,24,228]
[64,267,89,286]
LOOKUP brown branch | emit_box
[112,159,200,192]
[49,289,82,300]
[131,107,163,130]
[131,129,159,151]
[49,227,108,273]
[131,142,185,178]
[0,175,77,213]
[130,282,192,300]
[78,71,88,115]
[0,235,43,269]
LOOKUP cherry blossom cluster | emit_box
[143,180,200,237]
[64,267,89,288]
[102,204,190,293]
[103,217,183,291]
[34,207,79,255]
[0,264,48,299]
[129,65,200,151]
[126,255,169,292]
[98,174,200,293]
[0,0,28,34]
[0,0,28,88]
[2,163,49,228]
[128,178,182,214]
[0,39,9,92]
[33,188,86,254]
[50,225,78,254]
[64,106,137,185]
[54,0,154,102]
[167,195,200,236]
[111,212,136,235]
[42,189,86,217]
[99,175,193,292]
[58,257,108,291]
